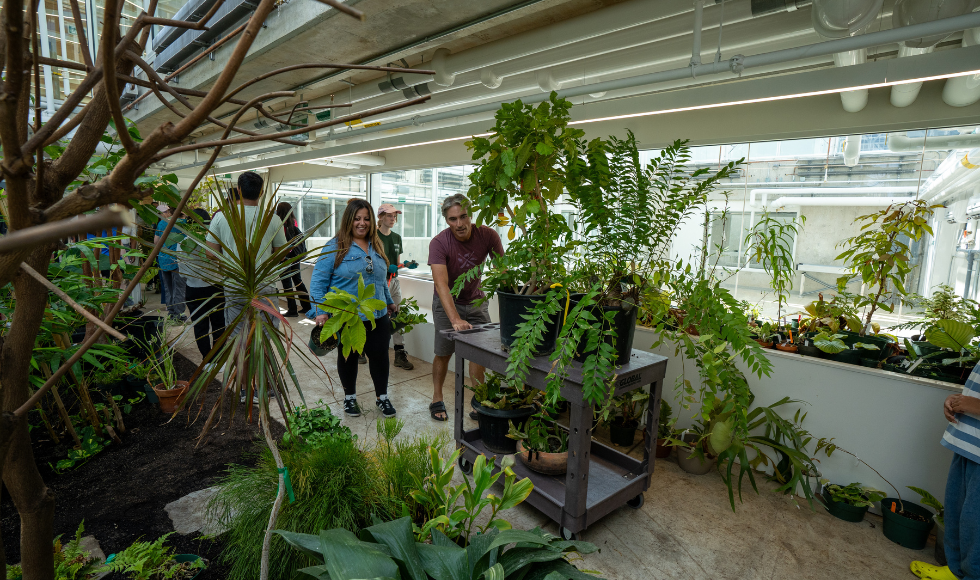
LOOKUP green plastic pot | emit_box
[881,498,935,550]
[174,554,206,579]
[142,384,159,404]
[797,344,825,358]
[821,489,870,522]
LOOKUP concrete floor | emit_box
[146,294,937,580]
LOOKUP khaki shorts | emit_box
[432,294,491,356]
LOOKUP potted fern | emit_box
[508,407,570,475]
[102,533,206,580]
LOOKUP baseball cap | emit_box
[378,203,402,216]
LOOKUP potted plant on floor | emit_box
[141,332,187,415]
[467,371,540,454]
[508,407,570,475]
[908,486,945,564]
[101,532,206,579]
[598,389,650,447]
[819,480,885,522]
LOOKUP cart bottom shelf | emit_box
[459,428,650,533]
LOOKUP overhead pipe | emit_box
[810,0,884,113]
[843,135,862,167]
[768,195,916,208]
[691,0,705,68]
[921,148,980,202]
[176,9,980,170]
[889,0,975,108]
[329,10,980,143]
[750,186,918,206]
[887,132,980,152]
[428,0,696,86]
[942,9,980,107]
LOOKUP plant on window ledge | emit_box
[744,210,805,323]
[836,200,940,336]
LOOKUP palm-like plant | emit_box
[168,189,334,580]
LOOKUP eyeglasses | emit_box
[364,255,374,275]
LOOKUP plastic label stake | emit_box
[278,466,296,504]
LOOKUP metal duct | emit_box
[769,196,916,208]
[942,9,980,107]
[811,0,884,113]
[887,132,980,152]
[890,0,975,107]
[751,0,812,16]
[843,135,862,167]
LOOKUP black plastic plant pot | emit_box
[797,344,825,359]
[830,349,862,365]
[858,358,881,369]
[881,498,935,550]
[569,299,638,366]
[822,492,870,523]
[609,418,638,447]
[471,399,535,454]
[96,380,126,396]
[498,290,563,354]
[142,384,160,404]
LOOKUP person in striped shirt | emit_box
[912,366,980,580]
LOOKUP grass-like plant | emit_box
[207,436,376,580]
[207,420,448,580]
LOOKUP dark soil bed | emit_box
[896,509,931,524]
[1,351,284,579]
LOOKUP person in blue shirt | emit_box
[911,363,980,580]
[156,207,188,322]
[308,198,397,418]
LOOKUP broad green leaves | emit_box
[925,319,976,351]
[316,274,386,357]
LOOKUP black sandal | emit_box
[429,401,448,422]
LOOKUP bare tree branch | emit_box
[101,0,139,154]
[314,0,364,20]
[19,264,128,340]
[0,208,131,254]
[68,0,93,69]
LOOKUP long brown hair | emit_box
[333,198,388,268]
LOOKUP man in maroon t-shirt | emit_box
[427,194,504,421]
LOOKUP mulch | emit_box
[1,351,284,579]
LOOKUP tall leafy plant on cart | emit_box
[836,200,939,335]
[462,91,597,298]
[744,211,805,322]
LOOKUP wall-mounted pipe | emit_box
[843,135,862,166]
[888,132,980,152]
[769,195,915,208]
[750,186,918,206]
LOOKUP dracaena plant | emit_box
[173,191,331,580]
[836,200,940,335]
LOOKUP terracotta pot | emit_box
[755,339,773,348]
[153,380,189,414]
[517,441,568,475]
[655,438,672,459]
[775,343,799,353]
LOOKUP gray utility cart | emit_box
[448,323,668,540]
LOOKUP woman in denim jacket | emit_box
[308,199,397,418]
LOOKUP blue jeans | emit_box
[946,453,980,579]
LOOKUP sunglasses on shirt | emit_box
[364,254,373,275]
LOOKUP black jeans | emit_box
[281,264,311,314]
[337,314,390,397]
[185,285,225,359]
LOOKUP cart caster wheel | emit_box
[458,457,473,475]
[560,528,578,541]
[627,494,645,509]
